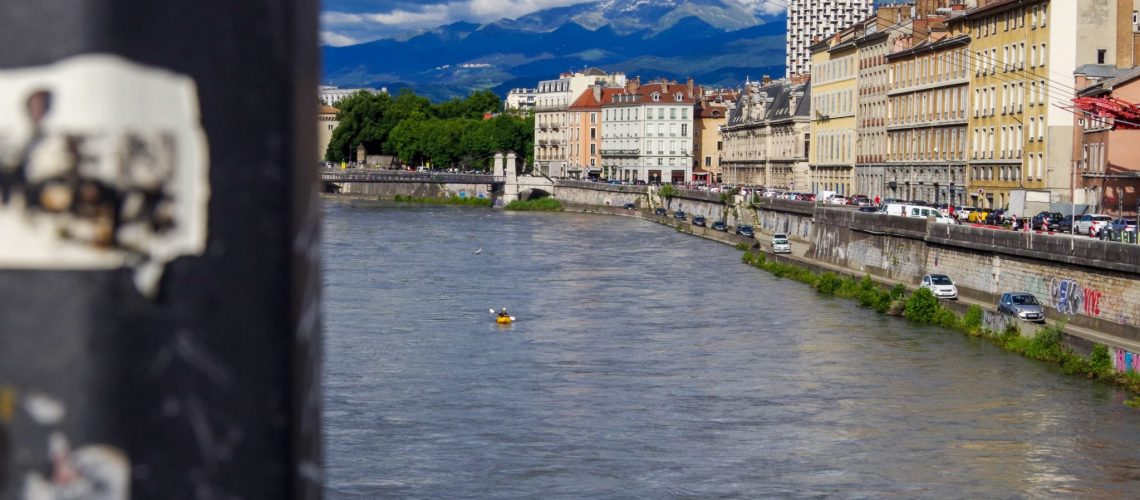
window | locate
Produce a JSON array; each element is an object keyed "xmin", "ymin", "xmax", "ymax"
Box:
[
  {"xmin": 675, "ymin": 93, "xmax": 683, "ymax": 101},
  {"xmin": 651, "ymin": 92, "xmax": 660, "ymax": 101},
  {"xmin": 681, "ymin": 124, "xmax": 688, "ymax": 136},
  {"xmin": 590, "ymin": 128, "xmax": 596, "ymax": 139},
  {"xmin": 1097, "ymin": 49, "xmax": 1107, "ymax": 65},
  {"xmin": 590, "ymin": 144, "xmax": 596, "ymax": 155},
  {"xmin": 670, "ymin": 108, "xmax": 676, "ymax": 119}
]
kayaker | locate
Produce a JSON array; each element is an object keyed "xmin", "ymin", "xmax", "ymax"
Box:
[{"xmin": 498, "ymin": 307, "xmax": 509, "ymax": 320}]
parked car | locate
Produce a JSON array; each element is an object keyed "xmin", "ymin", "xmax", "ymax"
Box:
[
  {"xmin": 956, "ymin": 206, "xmax": 977, "ymax": 221},
  {"xmin": 1077, "ymin": 214, "xmax": 1113, "ymax": 236},
  {"xmin": 858, "ymin": 206, "xmax": 882, "ymax": 213},
  {"xmin": 654, "ymin": 207, "xmax": 667, "ymax": 216},
  {"xmin": 919, "ymin": 274, "xmax": 959, "ymax": 300},
  {"xmin": 692, "ymin": 215, "xmax": 706, "ymax": 227},
  {"xmin": 674, "ymin": 210, "xmax": 686, "ymax": 220},
  {"xmin": 851, "ymin": 195, "xmax": 871, "ymax": 206},
  {"xmin": 711, "ymin": 220, "xmax": 728, "ymax": 231},
  {"xmin": 623, "ymin": 202, "xmax": 636, "ymax": 210},
  {"xmin": 829, "ymin": 196, "xmax": 848, "ymax": 205},
  {"xmin": 1109, "ymin": 218, "xmax": 1137, "ymax": 233},
  {"xmin": 771, "ymin": 233, "xmax": 791, "ymax": 254},
  {"xmin": 1056, "ymin": 214, "xmax": 1077, "ymax": 233},
  {"xmin": 735, "ymin": 224, "xmax": 754, "ymax": 237},
  {"xmin": 998, "ymin": 292, "xmax": 1046, "ymax": 323},
  {"xmin": 1031, "ymin": 211, "xmax": 1063, "ymax": 231}
]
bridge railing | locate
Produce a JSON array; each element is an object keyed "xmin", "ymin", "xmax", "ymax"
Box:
[
  {"xmin": 556, "ymin": 179, "xmax": 647, "ymax": 193},
  {"xmin": 320, "ymin": 168, "xmax": 502, "ymax": 184}
]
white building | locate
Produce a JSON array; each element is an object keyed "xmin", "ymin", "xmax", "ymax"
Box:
[
  {"xmin": 534, "ymin": 69, "xmax": 626, "ymax": 177},
  {"xmin": 504, "ymin": 88, "xmax": 536, "ymax": 113},
  {"xmin": 319, "ymin": 85, "xmax": 386, "ymax": 106},
  {"xmin": 786, "ymin": 0, "xmax": 875, "ymax": 77},
  {"xmin": 600, "ymin": 79, "xmax": 697, "ymax": 184}
]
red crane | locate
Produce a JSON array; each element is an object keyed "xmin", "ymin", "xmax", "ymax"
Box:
[{"xmin": 1071, "ymin": 95, "xmax": 1140, "ymax": 130}]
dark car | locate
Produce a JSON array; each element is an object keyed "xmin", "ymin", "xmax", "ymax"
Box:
[
  {"xmin": 998, "ymin": 292, "xmax": 1046, "ymax": 323},
  {"xmin": 858, "ymin": 206, "xmax": 882, "ymax": 213},
  {"xmin": 654, "ymin": 207, "xmax": 667, "ymax": 216},
  {"xmin": 735, "ymin": 224, "xmax": 754, "ymax": 237},
  {"xmin": 711, "ymin": 220, "xmax": 727, "ymax": 231},
  {"xmin": 623, "ymin": 202, "xmax": 636, "ymax": 210},
  {"xmin": 1056, "ymin": 214, "xmax": 1077, "ymax": 233},
  {"xmin": 692, "ymin": 215, "xmax": 706, "ymax": 227},
  {"xmin": 674, "ymin": 210, "xmax": 686, "ymax": 220},
  {"xmin": 1031, "ymin": 211, "xmax": 1063, "ymax": 231}
]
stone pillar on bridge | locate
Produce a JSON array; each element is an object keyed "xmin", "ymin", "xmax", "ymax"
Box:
[{"xmin": 495, "ymin": 153, "xmax": 519, "ymax": 205}]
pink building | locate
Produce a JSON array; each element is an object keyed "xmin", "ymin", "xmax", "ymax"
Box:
[{"xmin": 1073, "ymin": 66, "xmax": 1140, "ymax": 218}]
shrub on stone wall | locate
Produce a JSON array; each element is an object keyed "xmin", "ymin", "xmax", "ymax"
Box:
[{"xmin": 904, "ymin": 288, "xmax": 940, "ymax": 323}]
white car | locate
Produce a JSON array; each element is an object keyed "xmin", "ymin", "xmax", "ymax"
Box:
[
  {"xmin": 1077, "ymin": 214, "xmax": 1113, "ymax": 236},
  {"xmin": 920, "ymin": 274, "xmax": 959, "ymax": 300},
  {"xmin": 771, "ymin": 233, "xmax": 792, "ymax": 254}
]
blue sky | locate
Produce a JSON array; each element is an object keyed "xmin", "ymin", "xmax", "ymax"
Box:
[{"xmin": 320, "ymin": 0, "xmax": 787, "ymax": 46}]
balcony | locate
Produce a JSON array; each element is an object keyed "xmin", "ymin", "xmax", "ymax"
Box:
[{"xmin": 600, "ymin": 149, "xmax": 640, "ymax": 156}]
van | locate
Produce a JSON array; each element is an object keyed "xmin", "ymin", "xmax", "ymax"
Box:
[{"xmin": 886, "ymin": 203, "xmax": 954, "ymax": 224}]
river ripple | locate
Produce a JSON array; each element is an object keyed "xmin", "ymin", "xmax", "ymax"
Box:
[{"xmin": 322, "ymin": 199, "xmax": 1140, "ymax": 498}]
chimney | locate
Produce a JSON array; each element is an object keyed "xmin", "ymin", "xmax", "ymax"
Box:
[
  {"xmin": 686, "ymin": 77, "xmax": 694, "ymax": 98},
  {"xmin": 626, "ymin": 77, "xmax": 640, "ymax": 93},
  {"xmin": 762, "ymin": 74, "xmax": 771, "ymax": 85},
  {"xmin": 593, "ymin": 85, "xmax": 601, "ymax": 102}
]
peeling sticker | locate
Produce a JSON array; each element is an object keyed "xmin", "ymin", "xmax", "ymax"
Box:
[
  {"xmin": 0, "ymin": 54, "xmax": 209, "ymax": 297},
  {"xmin": 24, "ymin": 393, "xmax": 66, "ymax": 425},
  {"xmin": 23, "ymin": 432, "xmax": 129, "ymax": 500}
]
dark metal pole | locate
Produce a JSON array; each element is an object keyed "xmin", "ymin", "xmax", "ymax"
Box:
[{"xmin": 0, "ymin": 1, "xmax": 321, "ymax": 498}]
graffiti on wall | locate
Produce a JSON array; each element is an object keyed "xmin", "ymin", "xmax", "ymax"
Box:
[
  {"xmin": 1113, "ymin": 347, "xmax": 1140, "ymax": 373},
  {"xmin": 1048, "ymin": 277, "xmax": 1103, "ymax": 317}
]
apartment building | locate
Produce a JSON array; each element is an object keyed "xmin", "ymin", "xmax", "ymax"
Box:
[
  {"xmin": 566, "ymin": 86, "xmax": 621, "ymax": 179},
  {"xmin": 534, "ymin": 69, "xmax": 626, "ymax": 177},
  {"xmin": 809, "ymin": 30, "xmax": 859, "ymax": 196},
  {"xmin": 885, "ymin": 30, "xmax": 972, "ymax": 205},
  {"xmin": 720, "ymin": 78, "xmax": 811, "ymax": 190},
  {"xmin": 693, "ymin": 91, "xmax": 735, "ymax": 184},
  {"xmin": 600, "ymin": 79, "xmax": 696, "ymax": 184},
  {"xmin": 504, "ymin": 88, "xmax": 536, "ymax": 113},
  {"xmin": 1072, "ymin": 66, "xmax": 1140, "ymax": 218},
  {"xmin": 955, "ymin": 0, "xmax": 1123, "ymax": 208},
  {"xmin": 787, "ymin": 0, "xmax": 876, "ymax": 78}
]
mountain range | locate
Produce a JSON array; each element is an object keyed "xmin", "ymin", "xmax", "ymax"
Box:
[{"xmin": 321, "ymin": 0, "xmax": 788, "ymax": 102}]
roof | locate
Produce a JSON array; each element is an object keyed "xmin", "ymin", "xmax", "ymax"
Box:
[
  {"xmin": 886, "ymin": 34, "xmax": 971, "ymax": 61},
  {"xmin": 568, "ymin": 86, "xmax": 623, "ymax": 110},
  {"xmin": 724, "ymin": 78, "xmax": 810, "ymax": 128},
  {"xmin": 319, "ymin": 105, "xmax": 339, "ymax": 115},
  {"xmin": 602, "ymin": 81, "xmax": 696, "ymax": 107},
  {"xmin": 1075, "ymin": 64, "xmax": 1130, "ymax": 80},
  {"xmin": 1078, "ymin": 66, "xmax": 1140, "ymax": 97}
]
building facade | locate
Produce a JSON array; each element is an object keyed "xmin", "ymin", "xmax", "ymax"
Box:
[
  {"xmin": 809, "ymin": 31, "xmax": 859, "ymax": 196},
  {"xmin": 504, "ymin": 88, "xmax": 536, "ymax": 113},
  {"xmin": 693, "ymin": 91, "xmax": 734, "ymax": 184},
  {"xmin": 600, "ymin": 80, "xmax": 696, "ymax": 184},
  {"xmin": 1073, "ymin": 65, "xmax": 1140, "ymax": 218},
  {"xmin": 317, "ymin": 105, "xmax": 339, "ymax": 162},
  {"xmin": 786, "ymin": 0, "xmax": 875, "ymax": 77},
  {"xmin": 885, "ymin": 33, "xmax": 972, "ymax": 205},
  {"xmin": 720, "ymin": 78, "xmax": 811, "ymax": 190},
  {"xmin": 534, "ymin": 69, "xmax": 626, "ymax": 177},
  {"xmin": 566, "ymin": 86, "xmax": 619, "ymax": 179},
  {"xmin": 318, "ymin": 85, "xmax": 385, "ymax": 106}
]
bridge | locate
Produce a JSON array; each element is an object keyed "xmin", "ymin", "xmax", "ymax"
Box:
[{"xmin": 320, "ymin": 153, "xmax": 554, "ymax": 204}]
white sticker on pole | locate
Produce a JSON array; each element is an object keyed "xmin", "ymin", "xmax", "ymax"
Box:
[{"xmin": 0, "ymin": 54, "xmax": 209, "ymax": 297}]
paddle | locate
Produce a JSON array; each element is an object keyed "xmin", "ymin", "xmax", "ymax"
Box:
[{"xmin": 489, "ymin": 308, "xmax": 516, "ymax": 321}]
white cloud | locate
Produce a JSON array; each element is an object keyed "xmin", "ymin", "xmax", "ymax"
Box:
[
  {"xmin": 321, "ymin": 30, "xmax": 360, "ymax": 46},
  {"xmin": 739, "ymin": 0, "xmax": 787, "ymax": 15}
]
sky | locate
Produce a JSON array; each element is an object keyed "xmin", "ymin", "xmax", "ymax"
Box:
[{"xmin": 320, "ymin": 0, "xmax": 787, "ymax": 46}]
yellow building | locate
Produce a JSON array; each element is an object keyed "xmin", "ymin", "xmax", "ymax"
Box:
[
  {"xmin": 956, "ymin": 0, "xmax": 1127, "ymax": 209},
  {"xmin": 809, "ymin": 29, "xmax": 859, "ymax": 196},
  {"xmin": 693, "ymin": 92, "xmax": 733, "ymax": 183}
]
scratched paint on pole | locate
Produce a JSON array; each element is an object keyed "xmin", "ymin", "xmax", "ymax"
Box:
[{"xmin": 0, "ymin": 54, "xmax": 209, "ymax": 297}]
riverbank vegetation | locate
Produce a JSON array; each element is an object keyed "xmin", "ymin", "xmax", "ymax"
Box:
[
  {"xmin": 326, "ymin": 89, "xmax": 533, "ymax": 170},
  {"xmin": 741, "ymin": 250, "xmax": 1140, "ymax": 400},
  {"xmin": 392, "ymin": 194, "xmax": 492, "ymax": 207},
  {"xmin": 504, "ymin": 198, "xmax": 562, "ymax": 211}
]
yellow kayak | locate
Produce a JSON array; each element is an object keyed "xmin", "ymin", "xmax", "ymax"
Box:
[{"xmin": 496, "ymin": 316, "xmax": 513, "ymax": 324}]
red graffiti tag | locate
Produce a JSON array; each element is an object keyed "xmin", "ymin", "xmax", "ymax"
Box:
[{"xmin": 1083, "ymin": 288, "xmax": 1102, "ymax": 316}]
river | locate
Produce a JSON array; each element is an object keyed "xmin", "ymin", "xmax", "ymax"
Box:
[{"xmin": 322, "ymin": 199, "xmax": 1140, "ymax": 498}]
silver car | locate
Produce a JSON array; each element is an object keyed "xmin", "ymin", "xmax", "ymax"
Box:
[
  {"xmin": 771, "ymin": 234, "xmax": 791, "ymax": 254},
  {"xmin": 998, "ymin": 292, "xmax": 1045, "ymax": 323},
  {"xmin": 920, "ymin": 274, "xmax": 958, "ymax": 300}
]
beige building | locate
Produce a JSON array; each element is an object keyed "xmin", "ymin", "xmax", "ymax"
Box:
[
  {"xmin": 566, "ymin": 86, "xmax": 621, "ymax": 179},
  {"xmin": 318, "ymin": 105, "xmax": 339, "ymax": 162},
  {"xmin": 720, "ymin": 78, "xmax": 811, "ymax": 190},
  {"xmin": 534, "ymin": 69, "xmax": 626, "ymax": 177},
  {"xmin": 885, "ymin": 25, "xmax": 972, "ymax": 205},
  {"xmin": 600, "ymin": 79, "xmax": 696, "ymax": 184}
]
